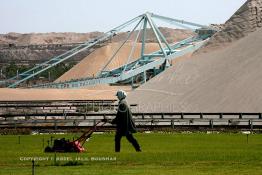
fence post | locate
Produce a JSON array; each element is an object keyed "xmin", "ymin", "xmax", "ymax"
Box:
[
  {"xmin": 51, "ymin": 136, "xmax": 53, "ymax": 145},
  {"xmin": 63, "ymin": 110, "xmax": 67, "ymax": 120},
  {"xmin": 54, "ymin": 152, "xmax": 57, "ymax": 165},
  {"xmin": 209, "ymin": 119, "xmax": 214, "ymax": 129},
  {"xmin": 54, "ymin": 120, "xmax": 57, "ymax": 130},
  {"xmin": 249, "ymin": 120, "xmax": 253, "ymax": 131},
  {"xmin": 94, "ymin": 119, "xmax": 97, "ymax": 131},
  {"xmin": 32, "ymin": 160, "xmax": 35, "ymax": 175},
  {"xmin": 171, "ymin": 119, "xmax": 174, "ymax": 129},
  {"xmin": 239, "ymin": 113, "xmax": 243, "ymax": 119},
  {"xmin": 14, "ymin": 120, "xmax": 17, "ymax": 129}
]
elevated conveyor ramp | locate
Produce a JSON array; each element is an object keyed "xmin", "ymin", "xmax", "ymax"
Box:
[{"xmin": 4, "ymin": 12, "xmax": 217, "ymax": 88}]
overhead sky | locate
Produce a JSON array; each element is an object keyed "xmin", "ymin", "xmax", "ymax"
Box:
[{"xmin": 0, "ymin": 0, "xmax": 246, "ymax": 34}]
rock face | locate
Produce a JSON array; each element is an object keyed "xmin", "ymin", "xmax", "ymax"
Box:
[
  {"xmin": 0, "ymin": 32, "xmax": 102, "ymax": 45},
  {"xmin": 0, "ymin": 32, "xmax": 103, "ymax": 66},
  {"xmin": 0, "ymin": 43, "xmax": 105, "ymax": 66},
  {"xmin": 201, "ymin": 0, "xmax": 262, "ymax": 51}
]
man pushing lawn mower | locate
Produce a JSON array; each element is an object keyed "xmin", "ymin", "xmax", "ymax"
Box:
[
  {"xmin": 103, "ymin": 90, "xmax": 141, "ymax": 152},
  {"xmin": 45, "ymin": 90, "xmax": 141, "ymax": 153}
]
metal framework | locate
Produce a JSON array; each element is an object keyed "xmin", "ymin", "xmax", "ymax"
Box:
[
  {"xmin": 1, "ymin": 112, "xmax": 261, "ymax": 129},
  {"xmin": 4, "ymin": 12, "xmax": 217, "ymax": 88}
]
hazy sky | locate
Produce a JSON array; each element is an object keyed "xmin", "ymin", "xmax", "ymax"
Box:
[{"xmin": 0, "ymin": 0, "xmax": 246, "ymax": 34}]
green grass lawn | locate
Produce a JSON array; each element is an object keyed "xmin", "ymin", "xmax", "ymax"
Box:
[{"xmin": 0, "ymin": 132, "xmax": 261, "ymax": 175}]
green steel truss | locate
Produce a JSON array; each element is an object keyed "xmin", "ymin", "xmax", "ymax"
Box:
[{"xmin": 5, "ymin": 12, "xmax": 217, "ymax": 88}]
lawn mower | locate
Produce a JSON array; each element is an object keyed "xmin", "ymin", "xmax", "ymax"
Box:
[{"xmin": 44, "ymin": 120, "xmax": 107, "ymax": 153}]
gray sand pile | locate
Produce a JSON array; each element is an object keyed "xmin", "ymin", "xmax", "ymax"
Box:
[
  {"xmin": 128, "ymin": 28, "xmax": 262, "ymax": 112},
  {"xmin": 202, "ymin": 0, "xmax": 262, "ymax": 51}
]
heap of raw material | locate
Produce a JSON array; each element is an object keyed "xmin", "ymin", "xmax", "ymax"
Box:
[
  {"xmin": 0, "ymin": 85, "xmax": 131, "ymax": 101},
  {"xmin": 128, "ymin": 28, "xmax": 262, "ymax": 112},
  {"xmin": 112, "ymin": 28, "xmax": 193, "ymax": 44},
  {"xmin": 56, "ymin": 42, "xmax": 160, "ymax": 82},
  {"xmin": 202, "ymin": 0, "xmax": 262, "ymax": 51}
]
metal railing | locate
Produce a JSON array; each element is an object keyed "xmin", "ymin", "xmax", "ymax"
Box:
[{"xmin": 0, "ymin": 112, "xmax": 261, "ymax": 129}]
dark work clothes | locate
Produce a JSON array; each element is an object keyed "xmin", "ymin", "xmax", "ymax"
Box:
[
  {"xmin": 111, "ymin": 99, "xmax": 141, "ymax": 152},
  {"xmin": 115, "ymin": 132, "xmax": 141, "ymax": 152}
]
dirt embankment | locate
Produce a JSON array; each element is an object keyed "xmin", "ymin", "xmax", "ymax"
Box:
[
  {"xmin": 0, "ymin": 32, "xmax": 102, "ymax": 45},
  {"xmin": 0, "ymin": 32, "xmax": 103, "ymax": 66}
]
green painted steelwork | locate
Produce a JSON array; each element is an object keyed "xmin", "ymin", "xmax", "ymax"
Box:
[{"xmin": 5, "ymin": 12, "xmax": 217, "ymax": 88}]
